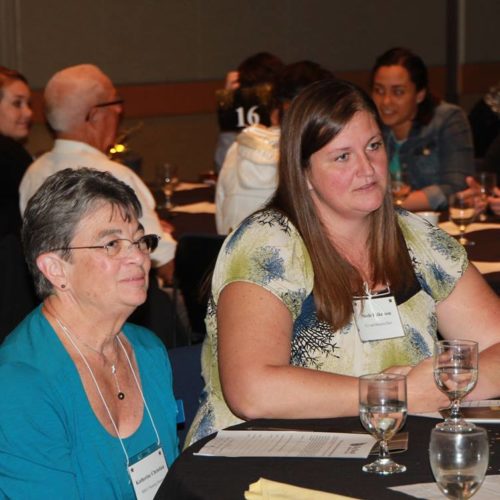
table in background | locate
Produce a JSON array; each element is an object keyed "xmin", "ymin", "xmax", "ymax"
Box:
[
  {"xmin": 157, "ymin": 415, "xmax": 500, "ymax": 499},
  {"xmin": 158, "ymin": 186, "xmax": 499, "ymax": 278},
  {"xmin": 162, "ymin": 191, "xmax": 500, "ymax": 294},
  {"xmin": 464, "ymin": 228, "xmax": 500, "ymax": 294},
  {"xmin": 438, "ymin": 213, "xmax": 500, "ymax": 295},
  {"xmin": 157, "ymin": 183, "xmax": 216, "ymax": 240},
  {"xmin": 156, "ymin": 183, "xmax": 218, "ymax": 344}
]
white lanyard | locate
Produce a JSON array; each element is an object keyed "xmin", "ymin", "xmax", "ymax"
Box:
[
  {"xmin": 57, "ymin": 319, "xmax": 161, "ymax": 466},
  {"xmin": 353, "ymin": 283, "xmax": 392, "ymax": 301}
]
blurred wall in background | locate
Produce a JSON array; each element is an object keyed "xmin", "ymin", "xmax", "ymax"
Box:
[{"xmin": 1, "ymin": 0, "xmax": 498, "ymax": 180}]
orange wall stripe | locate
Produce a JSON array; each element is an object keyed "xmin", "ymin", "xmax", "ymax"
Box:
[{"xmin": 30, "ymin": 62, "xmax": 500, "ymax": 123}]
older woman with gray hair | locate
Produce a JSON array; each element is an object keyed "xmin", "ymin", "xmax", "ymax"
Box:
[{"xmin": 0, "ymin": 168, "xmax": 178, "ymax": 499}]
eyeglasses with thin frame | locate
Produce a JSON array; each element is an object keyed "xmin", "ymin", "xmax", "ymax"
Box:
[
  {"xmin": 50, "ymin": 234, "xmax": 160, "ymax": 258},
  {"xmin": 86, "ymin": 98, "xmax": 124, "ymax": 121}
]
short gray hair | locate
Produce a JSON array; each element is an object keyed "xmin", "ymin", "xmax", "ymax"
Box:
[
  {"xmin": 44, "ymin": 64, "xmax": 113, "ymax": 132},
  {"xmin": 22, "ymin": 167, "xmax": 142, "ymax": 299}
]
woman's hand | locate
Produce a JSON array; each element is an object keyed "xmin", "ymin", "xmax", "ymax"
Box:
[
  {"xmin": 405, "ymin": 357, "xmax": 449, "ymax": 413},
  {"xmin": 461, "ymin": 176, "xmax": 487, "ymax": 215},
  {"xmin": 160, "ymin": 219, "xmax": 174, "ymax": 234},
  {"xmin": 383, "ymin": 365, "xmax": 412, "ymax": 376}
]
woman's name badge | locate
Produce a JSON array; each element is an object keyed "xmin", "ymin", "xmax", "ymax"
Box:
[
  {"xmin": 353, "ymin": 294, "xmax": 405, "ymax": 342},
  {"xmin": 128, "ymin": 446, "xmax": 167, "ymax": 500}
]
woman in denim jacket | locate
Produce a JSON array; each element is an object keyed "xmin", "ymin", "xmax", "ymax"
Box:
[{"xmin": 371, "ymin": 47, "xmax": 474, "ymax": 211}]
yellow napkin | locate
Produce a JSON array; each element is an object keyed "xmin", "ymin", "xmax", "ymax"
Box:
[{"xmin": 244, "ymin": 477, "xmax": 359, "ymax": 500}]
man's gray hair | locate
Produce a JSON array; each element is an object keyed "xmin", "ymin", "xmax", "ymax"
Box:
[
  {"xmin": 44, "ymin": 64, "xmax": 113, "ymax": 132},
  {"xmin": 22, "ymin": 167, "xmax": 142, "ymax": 299}
]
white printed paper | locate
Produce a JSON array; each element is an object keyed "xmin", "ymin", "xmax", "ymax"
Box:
[
  {"xmin": 390, "ymin": 474, "xmax": 500, "ymax": 499},
  {"xmin": 194, "ymin": 430, "xmax": 376, "ymax": 459},
  {"xmin": 414, "ymin": 399, "xmax": 500, "ymax": 423}
]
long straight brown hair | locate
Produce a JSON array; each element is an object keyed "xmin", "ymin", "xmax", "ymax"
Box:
[{"xmin": 268, "ymin": 79, "xmax": 414, "ymax": 330}]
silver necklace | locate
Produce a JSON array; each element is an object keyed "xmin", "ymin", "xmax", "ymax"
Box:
[
  {"xmin": 55, "ymin": 318, "xmax": 162, "ymax": 466},
  {"xmin": 111, "ymin": 363, "xmax": 125, "ymax": 400},
  {"xmin": 57, "ymin": 319, "xmax": 125, "ymax": 400}
]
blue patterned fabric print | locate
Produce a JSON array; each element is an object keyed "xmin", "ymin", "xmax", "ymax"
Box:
[
  {"xmin": 291, "ymin": 294, "xmax": 340, "ymax": 369},
  {"xmin": 185, "ymin": 209, "xmax": 468, "ymax": 445}
]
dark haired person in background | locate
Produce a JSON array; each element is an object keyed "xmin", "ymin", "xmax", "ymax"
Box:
[
  {"xmin": 214, "ymin": 52, "xmax": 284, "ymax": 172},
  {"xmin": 468, "ymin": 81, "xmax": 500, "ymax": 160},
  {"xmin": 216, "ymin": 60, "xmax": 333, "ymax": 234},
  {"xmin": 371, "ymin": 47, "xmax": 474, "ymax": 211}
]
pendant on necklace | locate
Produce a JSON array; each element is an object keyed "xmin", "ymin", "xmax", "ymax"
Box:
[{"xmin": 111, "ymin": 364, "xmax": 126, "ymax": 400}]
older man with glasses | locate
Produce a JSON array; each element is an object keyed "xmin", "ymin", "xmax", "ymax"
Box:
[{"xmin": 19, "ymin": 64, "xmax": 176, "ymax": 285}]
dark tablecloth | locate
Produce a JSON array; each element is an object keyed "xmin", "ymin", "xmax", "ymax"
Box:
[
  {"xmin": 464, "ymin": 228, "xmax": 500, "ymax": 262},
  {"xmin": 462, "ymin": 228, "xmax": 500, "ymax": 294},
  {"xmin": 164, "ymin": 189, "xmax": 500, "ymax": 294},
  {"xmin": 156, "ymin": 416, "xmax": 500, "ymax": 499},
  {"xmin": 158, "ymin": 185, "xmax": 216, "ymax": 239}
]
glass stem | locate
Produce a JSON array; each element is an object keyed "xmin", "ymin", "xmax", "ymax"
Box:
[
  {"xmin": 459, "ymin": 225, "xmax": 467, "ymax": 244},
  {"xmin": 450, "ymin": 399, "xmax": 461, "ymax": 420},
  {"xmin": 379, "ymin": 439, "xmax": 390, "ymax": 460}
]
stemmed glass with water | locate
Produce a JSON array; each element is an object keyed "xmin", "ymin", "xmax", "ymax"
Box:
[
  {"xmin": 476, "ymin": 172, "xmax": 498, "ymax": 222},
  {"xmin": 433, "ymin": 340, "xmax": 478, "ymax": 432},
  {"xmin": 359, "ymin": 373, "xmax": 407, "ymax": 474},
  {"xmin": 429, "ymin": 426, "xmax": 489, "ymax": 499},
  {"xmin": 449, "ymin": 193, "xmax": 476, "ymax": 246},
  {"xmin": 156, "ymin": 162, "xmax": 179, "ymax": 210},
  {"xmin": 391, "ymin": 171, "xmax": 411, "ymax": 206}
]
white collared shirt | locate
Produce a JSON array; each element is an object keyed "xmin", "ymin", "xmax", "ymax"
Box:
[{"xmin": 19, "ymin": 139, "xmax": 176, "ymax": 266}]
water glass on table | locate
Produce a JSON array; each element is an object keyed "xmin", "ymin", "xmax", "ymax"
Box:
[
  {"xmin": 449, "ymin": 193, "xmax": 477, "ymax": 246},
  {"xmin": 476, "ymin": 172, "xmax": 498, "ymax": 221},
  {"xmin": 433, "ymin": 340, "xmax": 478, "ymax": 432},
  {"xmin": 156, "ymin": 163, "xmax": 179, "ymax": 210},
  {"xmin": 391, "ymin": 171, "xmax": 411, "ymax": 206},
  {"xmin": 429, "ymin": 426, "xmax": 489, "ymax": 499},
  {"xmin": 359, "ymin": 373, "xmax": 407, "ymax": 475}
]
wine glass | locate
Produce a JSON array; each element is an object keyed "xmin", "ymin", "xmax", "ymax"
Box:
[
  {"xmin": 449, "ymin": 193, "xmax": 476, "ymax": 246},
  {"xmin": 433, "ymin": 340, "xmax": 478, "ymax": 432},
  {"xmin": 359, "ymin": 373, "xmax": 407, "ymax": 474},
  {"xmin": 475, "ymin": 172, "xmax": 497, "ymax": 221},
  {"xmin": 391, "ymin": 171, "xmax": 412, "ymax": 206},
  {"xmin": 429, "ymin": 426, "xmax": 489, "ymax": 499},
  {"xmin": 156, "ymin": 163, "xmax": 179, "ymax": 210}
]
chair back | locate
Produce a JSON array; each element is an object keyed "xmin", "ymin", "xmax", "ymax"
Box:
[
  {"xmin": 174, "ymin": 233, "xmax": 225, "ymax": 340},
  {"xmin": 0, "ymin": 233, "xmax": 38, "ymax": 343},
  {"xmin": 168, "ymin": 343, "xmax": 203, "ymax": 449}
]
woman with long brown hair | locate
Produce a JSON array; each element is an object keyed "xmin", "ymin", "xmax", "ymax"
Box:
[{"xmin": 187, "ymin": 79, "xmax": 500, "ymax": 445}]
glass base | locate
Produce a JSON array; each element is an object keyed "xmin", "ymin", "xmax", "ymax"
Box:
[
  {"xmin": 458, "ymin": 236, "xmax": 475, "ymax": 246},
  {"xmin": 362, "ymin": 457, "xmax": 406, "ymax": 475},
  {"xmin": 435, "ymin": 418, "xmax": 477, "ymax": 433}
]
